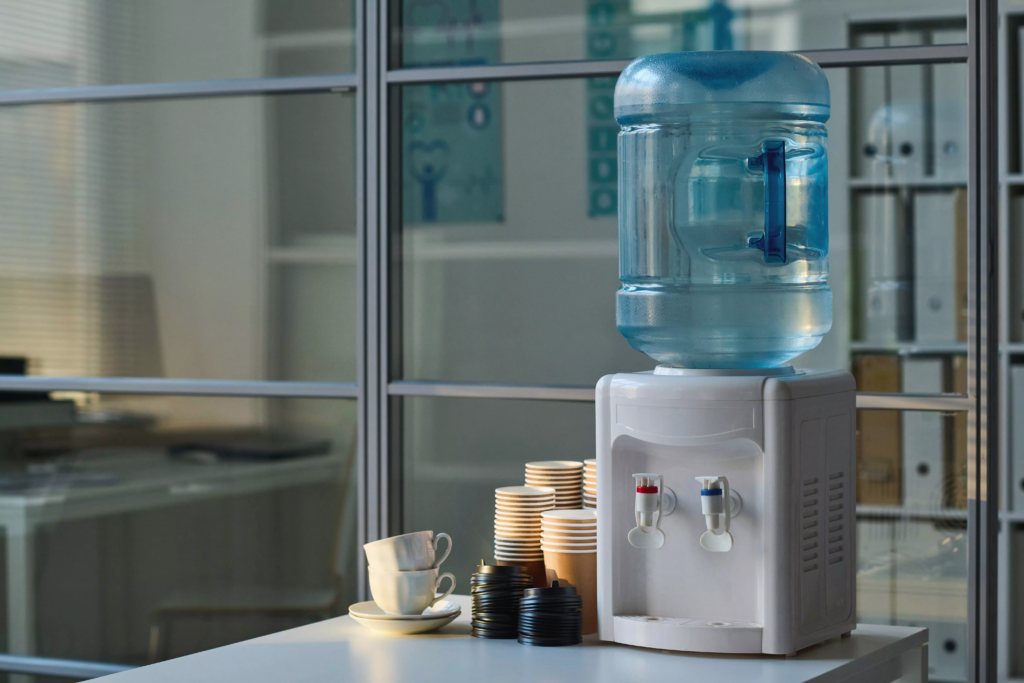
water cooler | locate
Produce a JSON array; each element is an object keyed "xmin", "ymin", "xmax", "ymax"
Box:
[{"xmin": 596, "ymin": 52, "xmax": 857, "ymax": 655}]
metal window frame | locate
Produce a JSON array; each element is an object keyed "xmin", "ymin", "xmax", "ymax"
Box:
[{"xmin": 0, "ymin": 0, "xmax": 998, "ymax": 680}]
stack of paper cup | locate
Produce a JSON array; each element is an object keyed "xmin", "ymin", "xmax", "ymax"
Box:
[
  {"xmin": 540, "ymin": 509, "xmax": 598, "ymax": 635},
  {"xmin": 494, "ymin": 486, "xmax": 555, "ymax": 588},
  {"xmin": 525, "ymin": 461, "xmax": 583, "ymax": 509},
  {"xmin": 583, "ymin": 459, "xmax": 597, "ymax": 509}
]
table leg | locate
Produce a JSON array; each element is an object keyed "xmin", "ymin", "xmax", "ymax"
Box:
[
  {"xmin": 898, "ymin": 643, "xmax": 928, "ymax": 683},
  {"xmin": 7, "ymin": 523, "xmax": 34, "ymax": 683}
]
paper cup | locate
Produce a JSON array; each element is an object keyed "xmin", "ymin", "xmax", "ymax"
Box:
[
  {"xmin": 542, "ymin": 510, "xmax": 597, "ymax": 523},
  {"xmin": 540, "ymin": 528, "xmax": 598, "ymax": 540},
  {"xmin": 525, "ymin": 460, "xmax": 583, "ymax": 470},
  {"xmin": 543, "ymin": 549, "xmax": 597, "ymax": 635},
  {"xmin": 526, "ymin": 472, "xmax": 582, "ymax": 480},
  {"xmin": 495, "ymin": 542, "xmax": 541, "ymax": 550},
  {"xmin": 496, "ymin": 499, "xmax": 554, "ymax": 507},
  {"xmin": 541, "ymin": 540, "xmax": 597, "ymax": 550},
  {"xmin": 496, "ymin": 486, "xmax": 557, "ymax": 498},
  {"xmin": 496, "ymin": 514, "xmax": 548, "ymax": 521},
  {"xmin": 495, "ymin": 559, "xmax": 546, "ymax": 588},
  {"xmin": 495, "ymin": 549, "xmax": 543, "ymax": 558},
  {"xmin": 495, "ymin": 530, "xmax": 541, "ymax": 540}
]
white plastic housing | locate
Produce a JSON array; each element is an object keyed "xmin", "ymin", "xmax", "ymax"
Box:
[{"xmin": 596, "ymin": 368, "xmax": 857, "ymax": 655}]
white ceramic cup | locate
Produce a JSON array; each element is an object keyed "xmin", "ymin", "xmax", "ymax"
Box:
[
  {"xmin": 368, "ymin": 567, "xmax": 456, "ymax": 615},
  {"xmin": 363, "ymin": 531, "xmax": 452, "ymax": 571}
]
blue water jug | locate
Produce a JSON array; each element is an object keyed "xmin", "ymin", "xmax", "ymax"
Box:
[{"xmin": 615, "ymin": 52, "xmax": 831, "ymax": 369}]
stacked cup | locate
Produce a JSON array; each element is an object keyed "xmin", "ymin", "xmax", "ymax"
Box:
[
  {"xmin": 540, "ymin": 509, "xmax": 598, "ymax": 635},
  {"xmin": 583, "ymin": 459, "xmax": 597, "ymax": 509},
  {"xmin": 364, "ymin": 531, "xmax": 456, "ymax": 615},
  {"xmin": 494, "ymin": 486, "xmax": 555, "ymax": 589},
  {"xmin": 525, "ymin": 461, "xmax": 583, "ymax": 509}
]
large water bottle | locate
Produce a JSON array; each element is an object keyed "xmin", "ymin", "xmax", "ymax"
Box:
[{"xmin": 615, "ymin": 52, "xmax": 831, "ymax": 369}]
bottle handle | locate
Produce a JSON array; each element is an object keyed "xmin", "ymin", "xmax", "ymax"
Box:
[{"xmin": 747, "ymin": 140, "xmax": 787, "ymax": 264}]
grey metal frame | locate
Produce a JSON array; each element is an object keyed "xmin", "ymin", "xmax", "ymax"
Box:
[
  {"xmin": 0, "ymin": 0, "xmax": 998, "ymax": 680},
  {"xmin": 968, "ymin": 0, "xmax": 1001, "ymax": 681}
]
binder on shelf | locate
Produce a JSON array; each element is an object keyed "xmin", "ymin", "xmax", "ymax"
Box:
[
  {"xmin": 948, "ymin": 355, "xmax": 968, "ymax": 509},
  {"xmin": 853, "ymin": 354, "xmax": 902, "ymax": 505},
  {"xmin": 932, "ymin": 29, "xmax": 969, "ymax": 183},
  {"xmin": 1012, "ymin": 365, "xmax": 1024, "ymax": 513},
  {"xmin": 857, "ymin": 193, "xmax": 912, "ymax": 342},
  {"xmin": 886, "ymin": 32, "xmax": 927, "ymax": 183},
  {"xmin": 913, "ymin": 192, "xmax": 958, "ymax": 343},
  {"xmin": 901, "ymin": 358, "xmax": 945, "ymax": 510},
  {"xmin": 1011, "ymin": 193, "xmax": 1024, "ymax": 342},
  {"xmin": 852, "ymin": 34, "xmax": 889, "ymax": 180}
]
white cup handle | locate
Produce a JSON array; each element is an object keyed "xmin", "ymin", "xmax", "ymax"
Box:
[
  {"xmin": 432, "ymin": 532, "xmax": 452, "ymax": 569},
  {"xmin": 431, "ymin": 572, "xmax": 456, "ymax": 606}
]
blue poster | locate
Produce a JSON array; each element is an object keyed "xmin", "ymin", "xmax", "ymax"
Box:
[
  {"xmin": 403, "ymin": 0, "xmax": 503, "ymax": 224},
  {"xmin": 585, "ymin": 1, "xmax": 631, "ymax": 217}
]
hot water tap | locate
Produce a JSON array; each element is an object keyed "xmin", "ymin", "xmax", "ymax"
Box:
[{"xmin": 627, "ymin": 473, "xmax": 676, "ymax": 549}]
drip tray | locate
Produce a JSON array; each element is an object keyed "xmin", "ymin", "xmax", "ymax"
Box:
[{"xmin": 613, "ymin": 615, "xmax": 763, "ymax": 653}]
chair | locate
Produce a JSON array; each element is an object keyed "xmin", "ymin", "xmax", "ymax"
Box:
[{"xmin": 147, "ymin": 430, "xmax": 358, "ymax": 662}]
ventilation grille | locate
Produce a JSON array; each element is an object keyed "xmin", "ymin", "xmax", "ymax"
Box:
[
  {"xmin": 825, "ymin": 471, "xmax": 846, "ymax": 566},
  {"xmin": 801, "ymin": 476, "xmax": 820, "ymax": 573}
]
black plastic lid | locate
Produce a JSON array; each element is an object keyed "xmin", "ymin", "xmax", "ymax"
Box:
[
  {"xmin": 475, "ymin": 562, "xmax": 529, "ymax": 575},
  {"xmin": 523, "ymin": 580, "xmax": 578, "ymax": 598}
]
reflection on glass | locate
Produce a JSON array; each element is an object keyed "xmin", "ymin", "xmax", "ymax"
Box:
[
  {"xmin": 400, "ymin": 64, "xmax": 970, "ymax": 384},
  {"xmin": 400, "ymin": 397, "xmax": 594, "ymax": 590},
  {"xmin": 0, "ymin": 394, "xmax": 356, "ymax": 665},
  {"xmin": 854, "ymin": 407, "xmax": 967, "ymax": 681},
  {"xmin": 0, "ymin": 0, "xmax": 355, "ymax": 89},
  {"xmin": 399, "ymin": 0, "xmax": 965, "ymax": 66},
  {"xmin": 399, "ymin": 78, "xmax": 651, "ymax": 385},
  {"xmin": 0, "ymin": 93, "xmax": 357, "ymax": 381}
]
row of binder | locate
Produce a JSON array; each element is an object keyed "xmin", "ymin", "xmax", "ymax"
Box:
[
  {"xmin": 852, "ymin": 30, "xmax": 967, "ymax": 183},
  {"xmin": 856, "ymin": 189, "xmax": 968, "ymax": 345}
]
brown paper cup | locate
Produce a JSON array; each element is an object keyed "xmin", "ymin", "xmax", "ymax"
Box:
[
  {"xmin": 542, "ymin": 549, "xmax": 597, "ymax": 635},
  {"xmin": 496, "ymin": 558, "xmax": 546, "ymax": 589}
]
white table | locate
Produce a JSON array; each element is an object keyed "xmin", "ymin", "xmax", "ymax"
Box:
[
  {"xmin": 100, "ymin": 595, "xmax": 928, "ymax": 683},
  {"xmin": 0, "ymin": 450, "xmax": 343, "ymax": 663}
]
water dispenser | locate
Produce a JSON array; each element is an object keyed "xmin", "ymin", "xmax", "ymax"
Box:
[{"xmin": 596, "ymin": 52, "xmax": 857, "ymax": 655}]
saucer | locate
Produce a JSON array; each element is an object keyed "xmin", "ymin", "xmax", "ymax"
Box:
[
  {"xmin": 349, "ymin": 600, "xmax": 461, "ymax": 634},
  {"xmin": 349, "ymin": 600, "xmax": 460, "ymax": 620}
]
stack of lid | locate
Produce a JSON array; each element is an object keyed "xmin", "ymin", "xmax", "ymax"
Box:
[
  {"xmin": 470, "ymin": 562, "xmax": 533, "ymax": 639},
  {"xmin": 493, "ymin": 486, "xmax": 555, "ymax": 588},
  {"xmin": 518, "ymin": 581, "xmax": 583, "ymax": 646},
  {"xmin": 583, "ymin": 459, "xmax": 597, "ymax": 509},
  {"xmin": 540, "ymin": 509, "xmax": 598, "ymax": 635},
  {"xmin": 524, "ymin": 461, "xmax": 583, "ymax": 509}
]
